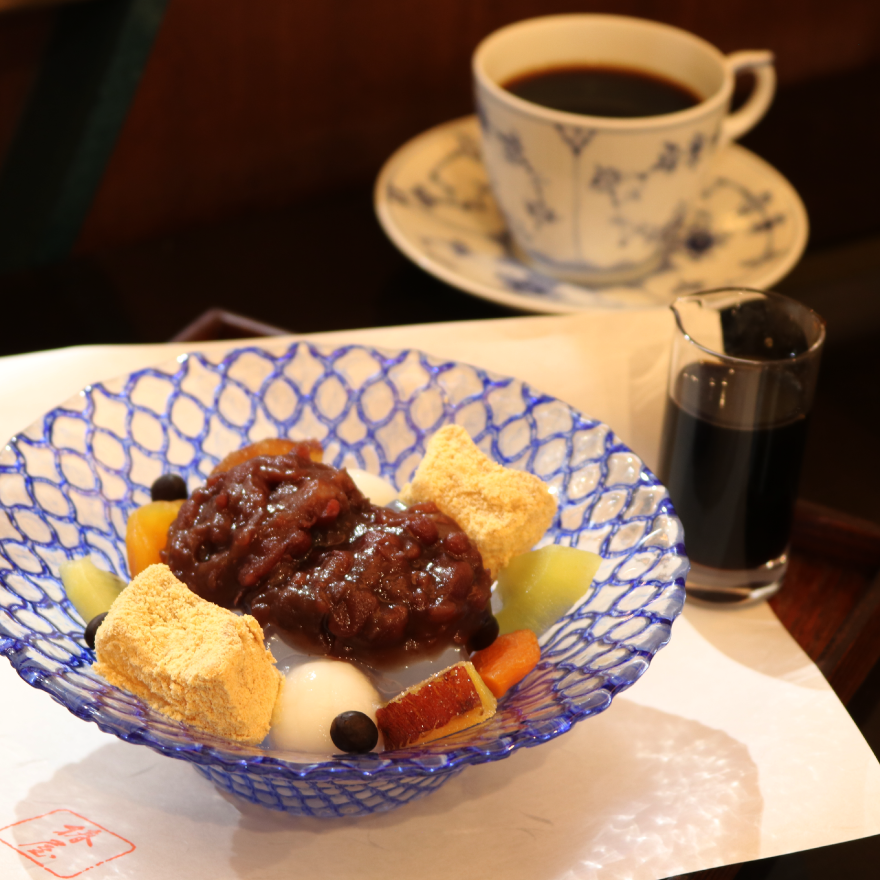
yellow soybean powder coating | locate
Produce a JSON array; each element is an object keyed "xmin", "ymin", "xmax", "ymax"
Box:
[{"xmin": 93, "ymin": 564, "xmax": 282, "ymax": 744}]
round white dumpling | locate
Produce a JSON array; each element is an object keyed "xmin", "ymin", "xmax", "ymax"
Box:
[
  {"xmin": 271, "ymin": 659, "xmax": 381, "ymax": 754},
  {"xmin": 346, "ymin": 468, "xmax": 398, "ymax": 506}
]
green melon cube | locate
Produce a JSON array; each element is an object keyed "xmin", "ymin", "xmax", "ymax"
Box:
[
  {"xmin": 60, "ymin": 557, "xmax": 127, "ymax": 624},
  {"xmin": 494, "ymin": 545, "xmax": 601, "ymax": 637}
]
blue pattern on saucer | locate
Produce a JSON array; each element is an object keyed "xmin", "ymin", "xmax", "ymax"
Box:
[
  {"xmin": 0, "ymin": 342, "xmax": 687, "ymax": 817},
  {"xmin": 375, "ymin": 116, "xmax": 808, "ymax": 312}
]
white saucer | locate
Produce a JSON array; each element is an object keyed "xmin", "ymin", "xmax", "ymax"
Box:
[{"xmin": 375, "ymin": 116, "xmax": 809, "ymax": 313}]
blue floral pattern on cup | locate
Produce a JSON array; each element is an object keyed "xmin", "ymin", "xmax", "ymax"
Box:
[{"xmin": 476, "ymin": 81, "xmax": 719, "ymax": 279}]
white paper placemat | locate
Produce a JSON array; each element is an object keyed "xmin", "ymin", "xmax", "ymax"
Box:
[{"xmin": 1, "ymin": 312, "xmax": 878, "ymax": 880}]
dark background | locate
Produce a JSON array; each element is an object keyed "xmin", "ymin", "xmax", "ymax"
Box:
[
  {"xmin": 0, "ymin": 0, "xmax": 878, "ymax": 528},
  {"xmin": 0, "ymin": 3, "xmax": 878, "ymax": 876}
]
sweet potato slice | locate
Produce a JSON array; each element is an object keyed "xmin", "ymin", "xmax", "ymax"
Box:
[
  {"xmin": 471, "ymin": 629, "xmax": 541, "ymax": 698},
  {"xmin": 376, "ymin": 661, "xmax": 496, "ymax": 750}
]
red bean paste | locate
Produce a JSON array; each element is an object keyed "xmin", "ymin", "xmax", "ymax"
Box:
[{"xmin": 163, "ymin": 445, "xmax": 492, "ymax": 663}]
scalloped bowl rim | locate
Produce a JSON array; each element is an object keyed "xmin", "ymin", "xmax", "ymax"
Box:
[{"xmin": 0, "ymin": 341, "xmax": 687, "ymax": 782}]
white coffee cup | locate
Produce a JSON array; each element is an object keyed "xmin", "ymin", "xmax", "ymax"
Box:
[{"xmin": 473, "ymin": 14, "xmax": 776, "ymax": 284}]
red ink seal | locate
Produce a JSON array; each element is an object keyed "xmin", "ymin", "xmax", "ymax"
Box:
[{"xmin": 0, "ymin": 809, "xmax": 135, "ymax": 878}]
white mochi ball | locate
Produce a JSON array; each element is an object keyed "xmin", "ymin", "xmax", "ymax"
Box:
[
  {"xmin": 346, "ymin": 468, "xmax": 399, "ymax": 506},
  {"xmin": 271, "ymin": 659, "xmax": 381, "ymax": 754}
]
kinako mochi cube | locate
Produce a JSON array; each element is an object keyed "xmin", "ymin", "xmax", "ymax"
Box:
[
  {"xmin": 93, "ymin": 564, "xmax": 282, "ymax": 745},
  {"xmin": 400, "ymin": 424, "xmax": 557, "ymax": 576},
  {"xmin": 376, "ymin": 661, "xmax": 497, "ymax": 750}
]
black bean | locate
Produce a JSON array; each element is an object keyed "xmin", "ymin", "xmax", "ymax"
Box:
[
  {"xmin": 467, "ymin": 612, "xmax": 499, "ymax": 653},
  {"xmin": 85, "ymin": 612, "xmax": 108, "ymax": 650},
  {"xmin": 151, "ymin": 473, "xmax": 188, "ymax": 502},
  {"xmin": 330, "ymin": 711, "xmax": 379, "ymax": 753}
]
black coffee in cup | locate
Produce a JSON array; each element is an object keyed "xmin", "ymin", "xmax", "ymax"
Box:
[
  {"xmin": 473, "ymin": 15, "xmax": 776, "ymax": 279},
  {"xmin": 502, "ymin": 65, "xmax": 701, "ymax": 118}
]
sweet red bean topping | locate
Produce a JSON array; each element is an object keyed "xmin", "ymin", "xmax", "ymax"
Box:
[
  {"xmin": 330, "ymin": 711, "xmax": 379, "ymax": 753},
  {"xmin": 150, "ymin": 473, "xmax": 188, "ymax": 502},
  {"xmin": 84, "ymin": 612, "xmax": 108, "ymax": 651},
  {"xmin": 164, "ymin": 450, "xmax": 492, "ymax": 664},
  {"xmin": 467, "ymin": 612, "xmax": 500, "ymax": 653}
]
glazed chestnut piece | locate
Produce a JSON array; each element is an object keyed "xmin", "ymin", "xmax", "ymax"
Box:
[
  {"xmin": 84, "ymin": 612, "xmax": 108, "ymax": 650},
  {"xmin": 150, "ymin": 474, "xmax": 188, "ymax": 502},
  {"xmin": 330, "ymin": 711, "xmax": 379, "ymax": 754}
]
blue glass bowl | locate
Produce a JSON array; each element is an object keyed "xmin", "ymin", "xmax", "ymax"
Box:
[{"xmin": 0, "ymin": 342, "xmax": 687, "ymax": 818}]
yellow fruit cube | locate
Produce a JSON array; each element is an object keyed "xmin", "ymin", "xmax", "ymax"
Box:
[
  {"xmin": 126, "ymin": 499, "xmax": 184, "ymax": 578},
  {"xmin": 60, "ymin": 557, "xmax": 126, "ymax": 623},
  {"xmin": 495, "ymin": 545, "xmax": 600, "ymax": 637}
]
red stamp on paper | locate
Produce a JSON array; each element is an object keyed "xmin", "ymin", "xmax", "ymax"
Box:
[{"xmin": 0, "ymin": 809, "xmax": 135, "ymax": 878}]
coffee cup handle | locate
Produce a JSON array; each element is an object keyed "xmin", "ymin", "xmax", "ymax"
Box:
[{"xmin": 720, "ymin": 50, "xmax": 776, "ymax": 144}]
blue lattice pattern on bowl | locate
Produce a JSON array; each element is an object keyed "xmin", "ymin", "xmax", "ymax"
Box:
[{"xmin": 0, "ymin": 342, "xmax": 687, "ymax": 818}]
